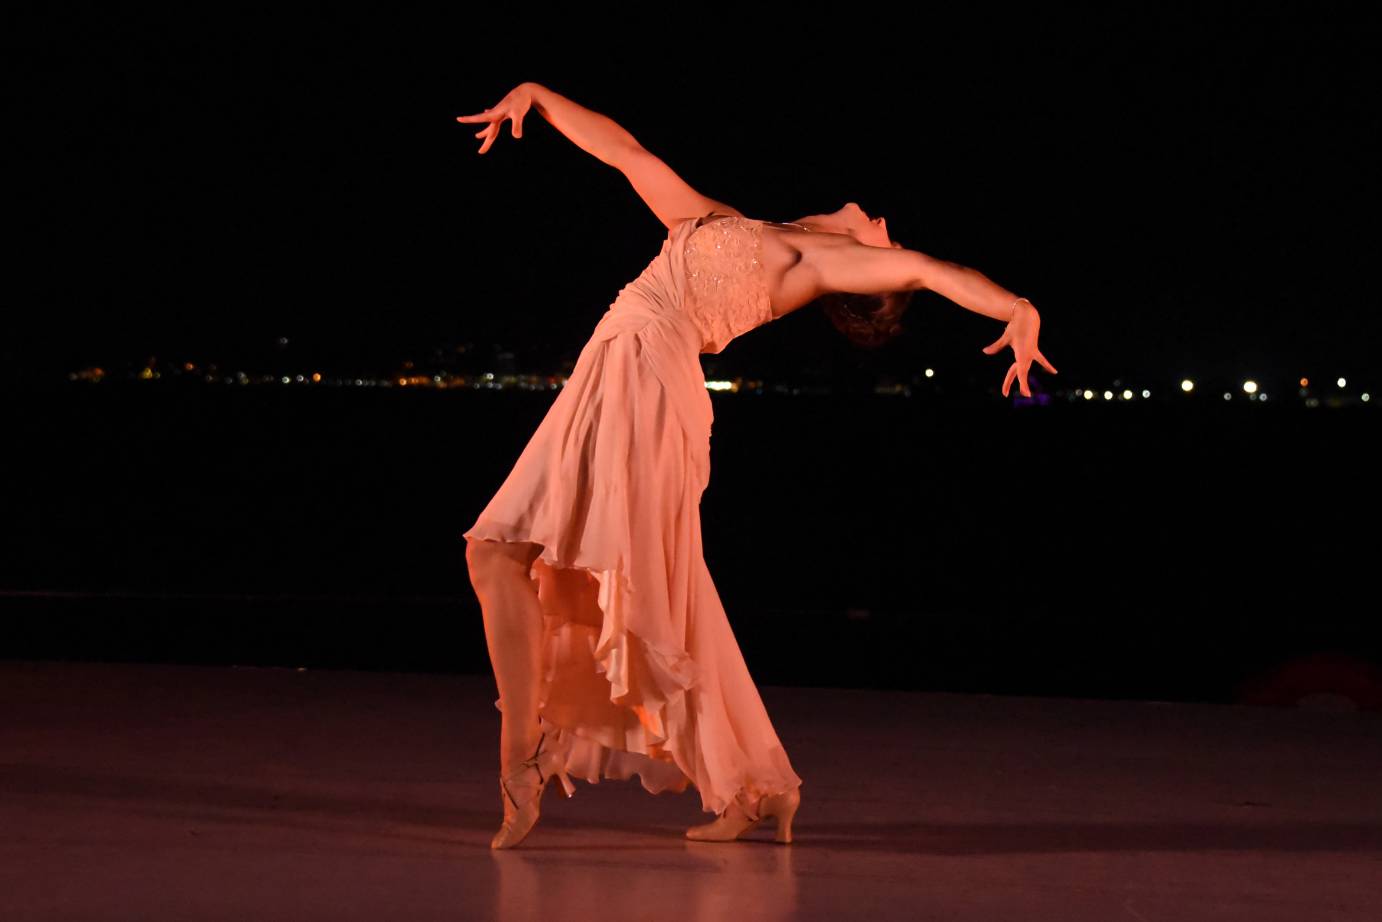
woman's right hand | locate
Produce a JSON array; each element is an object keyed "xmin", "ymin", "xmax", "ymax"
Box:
[
  {"xmin": 981, "ymin": 300, "xmax": 1058, "ymax": 398},
  {"xmin": 456, "ymin": 83, "xmax": 536, "ymax": 155}
]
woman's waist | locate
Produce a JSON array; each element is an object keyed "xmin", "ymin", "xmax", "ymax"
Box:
[
  {"xmin": 591, "ymin": 299, "xmax": 703, "ymax": 352},
  {"xmin": 582, "ymin": 299, "xmax": 715, "ymax": 458}
]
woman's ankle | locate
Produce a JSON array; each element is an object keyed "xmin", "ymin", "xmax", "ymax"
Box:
[{"xmin": 500, "ymin": 722, "xmax": 545, "ymax": 770}]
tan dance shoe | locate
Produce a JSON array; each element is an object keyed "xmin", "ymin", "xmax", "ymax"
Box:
[
  {"xmin": 685, "ymin": 785, "xmax": 800, "ymax": 843},
  {"xmin": 491, "ymin": 731, "xmax": 576, "ymax": 849}
]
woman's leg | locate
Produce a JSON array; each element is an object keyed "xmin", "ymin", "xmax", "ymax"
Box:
[{"xmin": 465, "ymin": 536, "xmax": 546, "ymax": 773}]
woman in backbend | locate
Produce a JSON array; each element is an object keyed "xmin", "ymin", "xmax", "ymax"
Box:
[{"xmin": 455, "ymin": 82, "xmax": 1056, "ymax": 849}]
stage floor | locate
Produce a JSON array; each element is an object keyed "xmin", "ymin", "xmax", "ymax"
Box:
[{"xmin": 2, "ymin": 660, "xmax": 1379, "ymax": 921}]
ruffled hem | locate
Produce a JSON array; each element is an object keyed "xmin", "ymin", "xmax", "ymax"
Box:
[
  {"xmin": 464, "ymin": 526, "xmax": 699, "ymax": 796},
  {"xmin": 464, "ymin": 526, "xmax": 800, "ymax": 816}
]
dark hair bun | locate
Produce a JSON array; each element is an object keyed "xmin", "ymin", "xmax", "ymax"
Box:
[{"xmin": 817, "ymin": 289, "xmax": 914, "ymax": 349}]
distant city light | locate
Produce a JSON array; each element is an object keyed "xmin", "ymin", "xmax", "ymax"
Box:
[
  {"xmin": 1300, "ymin": 377, "xmax": 1309, "ymax": 387},
  {"xmin": 1337, "ymin": 377, "xmax": 1347, "ymax": 388},
  {"xmin": 1141, "ymin": 389, "xmax": 1150, "ymax": 398},
  {"xmin": 1083, "ymin": 390, "xmax": 1093, "ymax": 400},
  {"xmin": 1363, "ymin": 393, "xmax": 1371, "ymax": 402},
  {"xmin": 281, "ymin": 376, "xmax": 290, "ymax": 384},
  {"xmin": 1181, "ymin": 379, "xmax": 1194, "ymax": 392},
  {"xmin": 1103, "ymin": 391, "xmax": 1113, "ymax": 400},
  {"xmin": 924, "ymin": 368, "xmax": 934, "ymax": 378},
  {"xmin": 1243, "ymin": 380, "xmax": 1258, "ymax": 394},
  {"xmin": 1223, "ymin": 392, "xmax": 1232, "ymax": 400},
  {"xmin": 1122, "ymin": 389, "xmax": 1133, "ymax": 400},
  {"xmin": 705, "ymin": 379, "xmax": 734, "ymax": 391}
]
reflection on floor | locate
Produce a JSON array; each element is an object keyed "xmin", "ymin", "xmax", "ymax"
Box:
[{"xmin": 2, "ymin": 660, "xmax": 1380, "ymax": 921}]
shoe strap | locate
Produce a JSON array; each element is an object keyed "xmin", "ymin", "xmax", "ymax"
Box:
[
  {"xmin": 501, "ymin": 732, "xmax": 549, "ymax": 811},
  {"xmin": 730, "ymin": 792, "xmax": 763, "ymax": 823}
]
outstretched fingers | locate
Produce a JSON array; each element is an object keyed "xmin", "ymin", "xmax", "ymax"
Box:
[
  {"xmin": 477, "ymin": 123, "xmax": 499, "ymax": 155},
  {"xmin": 455, "ymin": 93, "xmax": 529, "ymax": 155},
  {"xmin": 456, "ymin": 108, "xmax": 507, "ymax": 155},
  {"xmin": 1003, "ymin": 363, "xmax": 1032, "ymax": 398},
  {"xmin": 981, "ymin": 330, "xmax": 1010, "ymax": 355}
]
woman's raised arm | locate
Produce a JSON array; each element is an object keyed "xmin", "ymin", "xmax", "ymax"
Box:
[
  {"xmin": 457, "ymin": 83, "xmax": 736, "ymax": 230},
  {"xmin": 457, "ymin": 82, "xmax": 636, "ymax": 162}
]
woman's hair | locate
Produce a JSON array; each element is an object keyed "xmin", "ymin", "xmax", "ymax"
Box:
[{"xmin": 814, "ymin": 288, "xmax": 914, "ymax": 349}]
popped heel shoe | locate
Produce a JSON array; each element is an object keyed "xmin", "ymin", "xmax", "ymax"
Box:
[
  {"xmin": 685, "ymin": 785, "xmax": 801, "ymax": 844},
  {"xmin": 491, "ymin": 731, "xmax": 576, "ymax": 850}
]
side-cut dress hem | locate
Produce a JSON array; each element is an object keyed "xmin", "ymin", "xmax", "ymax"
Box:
[{"xmin": 463, "ymin": 216, "xmax": 803, "ymax": 818}]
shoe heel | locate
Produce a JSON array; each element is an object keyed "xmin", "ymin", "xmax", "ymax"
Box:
[
  {"xmin": 552, "ymin": 765, "xmax": 576, "ymax": 798},
  {"xmin": 767, "ymin": 787, "xmax": 800, "ymax": 844},
  {"xmin": 543, "ymin": 732, "xmax": 577, "ymax": 798}
]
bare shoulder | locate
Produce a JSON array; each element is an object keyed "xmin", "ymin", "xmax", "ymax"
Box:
[
  {"xmin": 790, "ymin": 231, "xmax": 935, "ymax": 307},
  {"xmin": 758, "ymin": 227, "xmax": 855, "ymax": 318}
]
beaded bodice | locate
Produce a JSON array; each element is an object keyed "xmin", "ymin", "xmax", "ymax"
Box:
[{"xmin": 682, "ymin": 215, "xmax": 776, "ymax": 354}]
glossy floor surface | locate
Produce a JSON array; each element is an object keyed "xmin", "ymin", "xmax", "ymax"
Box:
[{"xmin": 2, "ymin": 660, "xmax": 1380, "ymax": 921}]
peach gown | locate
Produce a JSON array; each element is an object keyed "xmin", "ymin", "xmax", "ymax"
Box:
[{"xmin": 463, "ymin": 213, "xmax": 804, "ymax": 818}]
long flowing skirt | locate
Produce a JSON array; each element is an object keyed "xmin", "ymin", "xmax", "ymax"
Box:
[{"xmin": 463, "ymin": 317, "xmax": 802, "ymax": 817}]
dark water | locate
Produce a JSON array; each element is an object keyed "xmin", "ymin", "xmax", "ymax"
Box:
[{"xmin": 3, "ymin": 382, "xmax": 1377, "ymax": 706}]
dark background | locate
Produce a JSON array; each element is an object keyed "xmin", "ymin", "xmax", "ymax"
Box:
[{"xmin": 4, "ymin": 6, "xmax": 1379, "ymax": 706}]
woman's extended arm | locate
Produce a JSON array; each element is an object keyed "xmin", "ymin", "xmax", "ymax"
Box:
[
  {"xmin": 525, "ymin": 83, "xmax": 640, "ymax": 166},
  {"xmin": 456, "ymin": 82, "xmax": 638, "ymax": 165},
  {"xmin": 803, "ymin": 233, "xmax": 1028, "ymax": 322},
  {"xmin": 457, "ymin": 83, "xmax": 738, "ymax": 229},
  {"xmin": 801, "ymin": 234, "xmax": 1058, "ymax": 396},
  {"xmin": 919, "ymin": 256, "xmax": 1032, "ymax": 324}
]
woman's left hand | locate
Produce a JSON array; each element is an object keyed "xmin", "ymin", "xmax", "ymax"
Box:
[
  {"xmin": 455, "ymin": 83, "xmax": 536, "ymax": 155},
  {"xmin": 981, "ymin": 301, "xmax": 1058, "ymax": 398}
]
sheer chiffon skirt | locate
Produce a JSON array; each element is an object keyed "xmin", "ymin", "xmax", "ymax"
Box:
[{"xmin": 463, "ymin": 323, "xmax": 802, "ymax": 817}]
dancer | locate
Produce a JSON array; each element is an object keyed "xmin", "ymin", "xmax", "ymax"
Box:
[{"xmin": 456, "ymin": 83, "xmax": 1056, "ymax": 849}]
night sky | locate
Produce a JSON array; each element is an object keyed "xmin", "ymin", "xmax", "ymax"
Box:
[{"xmin": 9, "ymin": 6, "xmax": 1378, "ymax": 390}]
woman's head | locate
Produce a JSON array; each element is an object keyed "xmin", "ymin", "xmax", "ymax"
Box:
[
  {"xmin": 793, "ymin": 202, "xmax": 912, "ymax": 348},
  {"xmin": 816, "ymin": 288, "xmax": 914, "ymax": 349}
]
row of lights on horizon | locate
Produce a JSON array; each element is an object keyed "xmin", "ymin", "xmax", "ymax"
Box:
[
  {"xmin": 1067, "ymin": 376, "xmax": 1372, "ymax": 403},
  {"xmin": 449, "ymin": 368, "xmax": 1370, "ymax": 396},
  {"xmin": 73, "ymin": 364, "xmax": 1372, "ymax": 403},
  {"xmin": 1164, "ymin": 376, "xmax": 1370, "ymax": 403},
  {"xmin": 464, "ymin": 368, "xmax": 1371, "ymax": 402}
]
